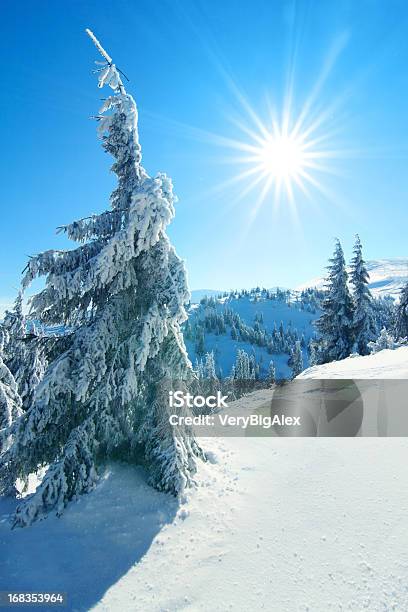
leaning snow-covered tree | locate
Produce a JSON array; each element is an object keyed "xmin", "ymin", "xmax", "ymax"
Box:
[{"xmin": 0, "ymin": 29, "xmax": 202, "ymax": 527}]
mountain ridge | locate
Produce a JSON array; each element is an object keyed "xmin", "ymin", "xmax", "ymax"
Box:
[{"xmin": 297, "ymin": 258, "xmax": 408, "ymax": 299}]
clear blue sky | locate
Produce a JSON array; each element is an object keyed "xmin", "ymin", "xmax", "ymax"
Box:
[{"xmin": 1, "ymin": 0, "xmax": 408, "ymax": 310}]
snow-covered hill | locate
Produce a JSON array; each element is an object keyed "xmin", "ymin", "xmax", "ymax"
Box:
[
  {"xmin": 297, "ymin": 258, "xmax": 408, "ymax": 299},
  {"xmin": 298, "ymin": 346, "xmax": 408, "ymax": 379},
  {"xmin": 185, "ymin": 290, "xmax": 321, "ymax": 379}
]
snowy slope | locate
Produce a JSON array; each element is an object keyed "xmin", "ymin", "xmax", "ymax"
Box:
[
  {"xmin": 298, "ymin": 346, "xmax": 408, "ymax": 379},
  {"xmin": 186, "ymin": 293, "xmax": 319, "ymax": 379},
  {"xmin": 187, "ymin": 330, "xmax": 294, "ymax": 378},
  {"xmin": 297, "ymin": 258, "xmax": 408, "ymax": 299},
  {"xmin": 2, "ymin": 434, "xmax": 408, "ymax": 611}
]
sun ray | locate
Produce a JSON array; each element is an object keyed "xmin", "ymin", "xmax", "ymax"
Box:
[
  {"xmin": 144, "ymin": 53, "xmax": 358, "ymax": 227},
  {"xmin": 206, "ymin": 80, "xmax": 357, "ymax": 223}
]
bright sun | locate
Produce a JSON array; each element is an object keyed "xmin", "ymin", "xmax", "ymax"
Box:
[
  {"xmin": 257, "ymin": 132, "xmax": 305, "ymax": 180},
  {"xmin": 171, "ymin": 31, "xmax": 353, "ymax": 226},
  {"xmin": 215, "ymin": 107, "xmax": 340, "ymax": 221}
]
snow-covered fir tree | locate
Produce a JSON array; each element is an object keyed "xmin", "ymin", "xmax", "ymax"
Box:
[
  {"xmin": 396, "ymin": 281, "xmax": 408, "ymax": 340},
  {"xmin": 314, "ymin": 239, "xmax": 354, "ymax": 364},
  {"xmin": 203, "ymin": 351, "xmax": 217, "ymax": 380},
  {"xmin": 0, "ymin": 329, "xmax": 22, "ymax": 453},
  {"xmin": 2, "ymin": 292, "xmax": 26, "ymax": 379},
  {"xmin": 192, "ymin": 351, "xmax": 220, "ymax": 402},
  {"xmin": 372, "ymin": 296, "xmax": 396, "ymax": 332},
  {"xmin": 0, "ymin": 30, "xmax": 202, "ymax": 527},
  {"xmin": 290, "ymin": 340, "xmax": 303, "ymax": 378},
  {"xmin": 195, "ymin": 328, "xmax": 205, "ymax": 356},
  {"xmin": 231, "ymin": 325, "xmax": 238, "ymax": 340},
  {"xmin": 267, "ymin": 360, "xmax": 276, "ymax": 386},
  {"xmin": 309, "ymin": 338, "xmax": 322, "ymax": 366},
  {"xmin": 201, "ymin": 351, "xmax": 220, "ymax": 405},
  {"xmin": 350, "ymin": 235, "xmax": 376, "ymax": 355},
  {"xmin": 231, "ymin": 349, "xmax": 256, "ymax": 396},
  {"xmin": 2, "ymin": 292, "xmax": 47, "ymax": 411},
  {"xmin": 18, "ymin": 337, "xmax": 47, "ymax": 413},
  {"xmin": 368, "ymin": 327, "xmax": 407, "ymax": 354}
]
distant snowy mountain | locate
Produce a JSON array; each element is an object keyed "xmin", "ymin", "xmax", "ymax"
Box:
[{"xmin": 297, "ymin": 258, "xmax": 408, "ymax": 299}]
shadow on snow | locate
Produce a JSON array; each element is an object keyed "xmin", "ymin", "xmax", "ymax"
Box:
[{"xmin": 0, "ymin": 463, "xmax": 179, "ymax": 611}]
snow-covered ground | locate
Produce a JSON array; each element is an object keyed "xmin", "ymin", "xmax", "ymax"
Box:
[
  {"xmin": 297, "ymin": 258, "xmax": 408, "ymax": 300},
  {"xmin": 2, "ymin": 347, "xmax": 408, "ymax": 611},
  {"xmin": 2, "ymin": 436, "xmax": 408, "ymax": 611},
  {"xmin": 299, "ymin": 346, "xmax": 408, "ymax": 379}
]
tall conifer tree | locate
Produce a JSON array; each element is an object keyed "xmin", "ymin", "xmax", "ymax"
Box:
[
  {"xmin": 350, "ymin": 235, "xmax": 376, "ymax": 355},
  {"xmin": 0, "ymin": 30, "xmax": 202, "ymax": 527},
  {"xmin": 315, "ymin": 239, "xmax": 354, "ymax": 363}
]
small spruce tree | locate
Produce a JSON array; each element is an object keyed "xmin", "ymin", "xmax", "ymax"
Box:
[
  {"xmin": 368, "ymin": 327, "xmax": 407, "ymax": 354},
  {"xmin": 232, "ymin": 349, "xmax": 256, "ymax": 396},
  {"xmin": 200, "ymin": 351, "xmax": 220, "ymax": 406},
  {"xmin": 195, "ymin": 328, "xmax": 206, "ymax": 356},
  {"xmin": 267, "ymin": 360, "xmax": 276, "ymax": 386},
  {"xmin": 291, "ymin": 340, "xmax": 304, "ymax": 378}
]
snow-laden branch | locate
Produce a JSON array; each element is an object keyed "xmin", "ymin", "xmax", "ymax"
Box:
[
  {"xmin": 85, "ymin": 28, "xmax": 126, "ymax": 95},
  {"xmin": 85, "ymin": 28, "xmax": 113, "ymax": 64}
]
